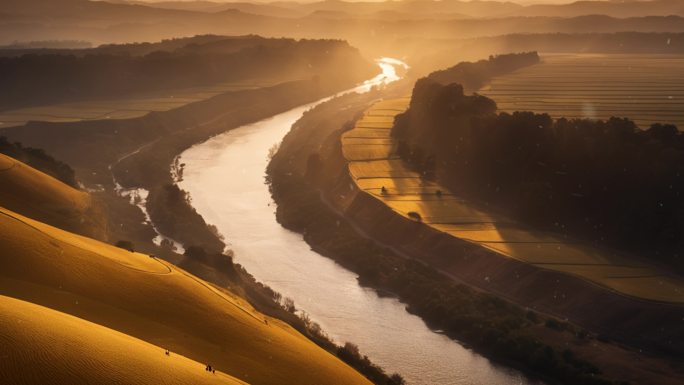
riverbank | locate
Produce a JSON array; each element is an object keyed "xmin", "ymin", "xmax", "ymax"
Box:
[
  {"xmin": 180, "ymin": 74, "xmax": 543, "ymax": 384},
  {"xmin": 267, "ymin": 90, "xmax": 684, "ymax": 385},
  {"xmin": 115, "ymin": 77, "xmax": 383, "ymax": 254},
  {"xmin": 0, "ymin": 49, "xmax": 410, "ymax": 383},
  {"xmin": 106, "ymin": 67, "xmax": 414, "ymax": 385},
  {"xmin": 108, "ymin": 72, "xmax": 409, "ymax": 383},
  {"xmin": 2, "ymin": 73, "xmax": 375, "ymax": 257},
  {"xmin": 0, "ymin": 34, "xmax": 380, "ymax": 255},
  {"xmin": 106, "ymin": 74, "xmax": 412, "ymax": 384}
]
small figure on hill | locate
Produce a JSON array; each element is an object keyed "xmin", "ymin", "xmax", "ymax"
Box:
[
  {"xmin": 381, "ymin": 186, "xmax": 388, "ymax": 195},
  {"xmin": 212, "ymin": 369, "xmax": 216, "ymax": 374},
  {"xmin": 164, "ymin": 349, "xmax": 170, "ymax": 356}
]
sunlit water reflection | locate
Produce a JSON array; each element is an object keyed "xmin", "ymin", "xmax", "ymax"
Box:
[{"xmin": 178, "ymin": 59, "xmax": 539, "ymax": 385}]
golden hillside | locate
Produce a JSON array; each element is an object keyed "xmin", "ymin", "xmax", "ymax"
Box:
[
  {"xmin": 0, "ymin": 294, "xmax": 246, "ymax": 385},
  {"xmin": 0, "ymin": 153, "xmax": 104, "ymax": 238},
  {"xmin": 0, "ymin": 206, "xmax": 372, "ymax": 385}
]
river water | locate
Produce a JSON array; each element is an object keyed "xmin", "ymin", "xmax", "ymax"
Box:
[{"xmin": 178, "ymin": 59, "xmax": 537, "ymax": 385}]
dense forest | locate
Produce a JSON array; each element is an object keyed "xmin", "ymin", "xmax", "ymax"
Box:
[
  {"xmin": 426, "ymin": 51, "xmax": 540, "ymax": 90},
  {"xmin": 0, "ymin": 35, "xmax": 230, "ymax": 58},
  {"xmin": 0, "ymin": 40, "xmax": 92, "ymax": 50},
  {"xmin": 393, "ymin": 79, "xmax": 684, "ymax": 271},
  {"xmin": 0, "ymin": 36, "xmax": 374, "ymax": 110}
]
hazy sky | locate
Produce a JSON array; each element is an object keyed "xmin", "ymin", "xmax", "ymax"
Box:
[{"xmin": 134, "ymin": 0, "xmax": 604, "ymax": 4}]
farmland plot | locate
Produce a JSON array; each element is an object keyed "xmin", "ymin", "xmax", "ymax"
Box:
[
  {"xmin": 342, "ymin": 97, "xmax": 684, "ymax": 303},
  {"xmin": 480, "ymin": 54, "xmax": 684, "ymax": 129},
  {"xmin": 0, "ymin": 81, "xmax": 274, "ymax": 128}
]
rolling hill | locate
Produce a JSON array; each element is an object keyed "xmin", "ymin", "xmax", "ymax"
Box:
[
  {"xmin": 109, "ymin": 0, "xmax": 684, "ymax": 19},
  {"xmin": 0, "ymin": 153, "xmax": 373, "ymax": 384},
  {"xmin": 0, "ymin": 294, "xmax": 246, "ymax": 385},
  {"xmin": 520, "ymin": 0, "xmax": 684, "ymax": 18},
  {"xmin": 0, "ymin": 153, "xmax": 105, "ymax": 238},
  {"xmin": 0, "ymin": 205, "xmax": 373, "ymax": 385}
]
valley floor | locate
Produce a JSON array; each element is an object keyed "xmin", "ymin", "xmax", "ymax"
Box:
[{"xmin": 0, "ymin": 80, "xmax": 276, "ymax": 129}]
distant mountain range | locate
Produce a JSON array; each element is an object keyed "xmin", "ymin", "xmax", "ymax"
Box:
[
  {"xmin": 113, "ymin": 0, "xmax": 684, "ymax": 18},
  {"xmin": 2, "ymin": 0, "xmax": 684, "ymax": 54}
]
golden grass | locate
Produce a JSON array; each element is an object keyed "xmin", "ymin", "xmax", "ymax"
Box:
[
  {"xmin": 355, "ymin": 116, "xmax": 396, "ymax": 124},
  {"xmin": 349, "ymin": 160, "xmax": 420, "ymax": 179},
  {"xmin": 0, "ymin": 294, "xmax": 247, "ymax": 385},
  {"xmin": 0, "ymin": 154, "xmax": 91, "ymax": 223},
  {"xmin": 479, "ymin": 54, "xmax": 684, "ymax": 128},
  {"xmin": 355, "ymin": 177, "xmax": 436, "ymax": 191},
  {"xmin": 433, "ymin": 223, "xmax": 560, "ymax": 243},
  {"xmin": 342, "ymin": 129, "xmax": 392, "ymax": 139},
  {"xmin": 0, "ymin": 206, "xmax": 373, "ymax": 385},
  {"xmin": 342, "ymin": 145, "xmax": 397, "ymax": 161},
  {"xmin": 342, "ymin": 97, "xmax": 684, "ymax": 303},
  {"xmin": 0, "ymin": 153, "xmax": 14, "ymax": 170},
  {"xmin": 385, "ymin": 199, "xmax": 494, "ymax": 224},
  {"xmin": 341, "ymin": 122, "xmax": 394, "ymax": 163},
  {"xmin": 342, "ymin": 138, "xmax": 394, "ymax": 145}
]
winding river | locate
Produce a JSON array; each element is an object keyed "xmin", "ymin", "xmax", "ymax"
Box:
[{"xmin": 178, "ymin": 59, "xmax": 539, "ymax": 385}]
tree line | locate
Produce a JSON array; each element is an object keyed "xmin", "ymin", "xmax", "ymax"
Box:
[
  {"xmin": 266, "ymin": 87, "xmax": 635, "ymax": 385},
  {"xmin": 0, "ymin": 36, "xmax": 371, "ymax": 110},
  {"xmin": 393, "ymin": 78, "xmax": 684, "ymax": 272},
  {"xmin": 0, "ymin": 136, "xmax": 78, "ymax": 187},
  {"xmin": 426, "ymin": 51, "xmax": 540, "ymax": 91}
]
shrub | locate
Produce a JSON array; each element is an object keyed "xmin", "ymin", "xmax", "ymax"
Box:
[{"xmin": 115, "ymin": 240, "xmax": 134, "ymax": 252}]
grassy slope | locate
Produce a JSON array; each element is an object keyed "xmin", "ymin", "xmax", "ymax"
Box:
[
  {"xmin": 0, "ymin": 153, "xmax": 88, "ymax": 214},
  {"xmin": 0, "ymin": 153, "xmax": 107, "ymax": 238},
  {"xmin": 0, "ymin": 294, "xmax": 246, "ymax": 385},
  {"xmin": 0, "ymin": 205, "xmax": 372, "ymax": 385}
]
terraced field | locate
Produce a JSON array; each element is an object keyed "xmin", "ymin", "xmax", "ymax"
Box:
[
  {"xmin": 0, "ymin": 80, "xmax": 274, "ymax": 128},
  {"xmin": 479, "ymin": 54, "xmax": 684, "ymax": 129},
  {"xmin": 342, "ymin": 98, "xmax": 684, "ymax": 303}
]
